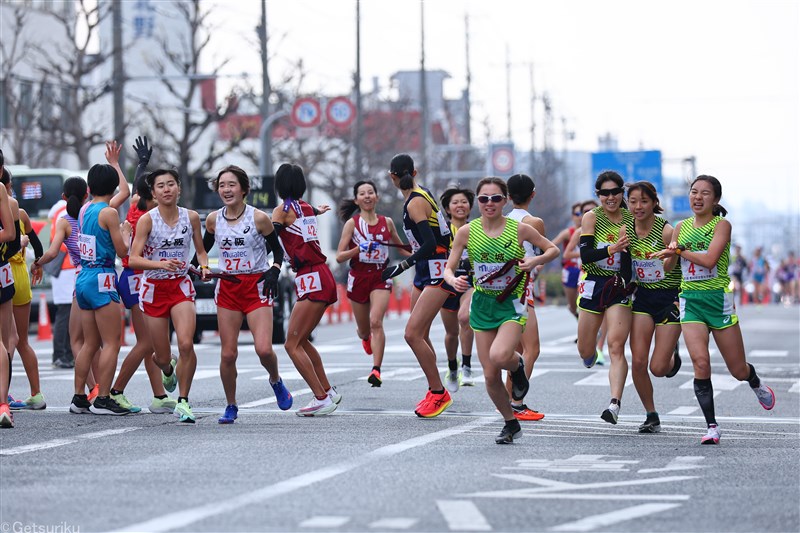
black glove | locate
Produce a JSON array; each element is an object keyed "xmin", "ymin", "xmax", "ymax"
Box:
[
  {"xmin": 259, "ymin": 265, "xmax": 280, "ymax": 299},
  {"xmin": 381, "ymin": 260, "xmax": 411, "ymax": 281},
  {"xmin": 133, "ymin": 136, "xmax": 152, "ymax": 166}
]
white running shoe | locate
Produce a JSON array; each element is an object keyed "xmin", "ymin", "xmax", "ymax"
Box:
[
  {"xmin": 327, "ymin": 386, "xmax": 342, "ymax": 405},
  {"xmin": 461, "ymin": 366, "xmax": 474, "ymax": 386},
  {"xmin": 701, "ymin": 424, "xmax": 720, "ymax": 445},
  {"xmin": 753, "ymin": 384, "xmax": 776, "ymax": 410},
  {"xmin": 445, "ymin": 368, "xmax": 461, "ymax": 393},
  {"xmin": 297, "ymin": 396, "xmax": 337, "ymax": 417}
]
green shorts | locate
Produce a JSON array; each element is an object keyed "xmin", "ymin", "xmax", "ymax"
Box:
[
  {"xmin": 679, "ymin": 289, "xmax": 738, "ymax": 329},
  {"xmin": 469, "ymin": 290, "xmax": 527, "ymax": 332}
]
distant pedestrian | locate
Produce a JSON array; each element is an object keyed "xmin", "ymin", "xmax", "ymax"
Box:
[
  {"xmin": 552, "ymin": 202, "xmax": 584, "ymax": 320},
  {"xmin": 47, "ymin": 197, "xmax": 77, "ymax": 369},
  {"xmin": 749, "ymin": 247, "xmax": 770, "ymax": 303}
]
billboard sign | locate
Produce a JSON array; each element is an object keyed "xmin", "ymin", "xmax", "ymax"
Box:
[
  {"xmin": 489, "ymin": 143, "xmax": 515, "ymax": 176},
  {"xmin": 591, "ymin": 150, "xmax": 663, "ymax": 193}
]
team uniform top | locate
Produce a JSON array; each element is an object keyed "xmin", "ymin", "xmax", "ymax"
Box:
[
  {"xmin": 402, "ymin": 187, "xmax": 451, "ymax": 256},
  {"xmin": 348, "ymin": 214, "xmax": 390, "ymax": 273},
  {"xmin": 278, "ymin": 199, "xmax": 327, "ymax": 270},
  {"xmin": 562, "ymin": 226, "xmax": 579, "ymax": 268},
  {"xmin": 78, "ymin": 202, "xmax": 115, "ymax": 269},
  {"xmin": 582, "ymin": 206, "xmax": 633, "ymax": 277},
  {"xmin": 142, "ymin": 207, "xmax": 192, "ymax": 280},
  {"xmin": 467, "ymin": 217, "xmax": 526, "ymax": 300},
  {"xmin": 62, "ymin": 213, "xmax": 81, "ymax": 269},
  {"xmin": 507, "ymin": 208, "xmax": 538, "ymax": 257},
  {"xmin": 215, "ymin": 204, "xmax": 269, "ymax": 274},
  {"xmin": 677, "ymin": 215, "xmax": 730, "ymax": 291},
  {"xmin": 8, "ymin": 220, "xmax": 26, "ymax": 265},
  {"xmin": 626, "ymin": 216, "xmax": 681, "ymax": 290},
  {"xmin": 122, "ymin": 203, "xmax": 146, "ymax": 270}
]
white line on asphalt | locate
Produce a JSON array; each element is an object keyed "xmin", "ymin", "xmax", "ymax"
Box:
[
  {"xmin": 749, "ymin": 350, "xmax": 788, "ymax": 357},
  {"xmin": 667, "ymin": 406, "xmax": 699, "ymax": 416},
  {"xmin": 299, "ymin": 516, "xmax": 350, "ymax": 528},
  {"xmin": 549, "ymin": 503, "xmax": 681, "ymax": 532},
  {"xmin": 0, "ymin": 427, "xmax": 141, "ymax": 456},
  {"xmin": 436, "ymin": 500, "xmax": 492, "ymax": 531},
  {"xmin": 369, "ymin": 518, "xmax": 419, "ymax": 530},
  {"xmin": 113, "ymin": 416, "xmax": 496, "ymax": 532},
  {"xmin": 239, "ymin": 387, "xmax": 312, "ymax": 408}
]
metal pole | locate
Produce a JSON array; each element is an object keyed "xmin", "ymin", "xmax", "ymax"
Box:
[
  {"xmin": 355, "ymin": 0, "xmax": 363, "ymax": 180},
  {"xmin": 259, "ymin": 111, "xmax": 288, "ymax": 176},
  {"xmin": 259, "ymin": 0, "xmax": 272, "ymax": 177},
  {"xmin": 505, "ymin": 44, "xmax": 512, "ymax": 141},
  {"xmin": 420, "ymin": 1, "xmax": 428, "ymax": 175},
  {"xmin": 112, "ymin": 0, "xmax": 125, "ymax": 170},
  {"xmin": 464, "ymin": 13, "xmax": 471, "ymax": 145}
]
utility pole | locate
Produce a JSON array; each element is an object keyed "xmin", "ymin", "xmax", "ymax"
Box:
[
  {"xmin": 112, "ymin": 0, "xmax": 125, "ymax": 170},
  {"xmin": 354, "ymin": 0, "xmax": 363, "ymax": 179},
  {"xmin": 463, "ymin": 13, "xmax": 471, "ymax": 145},
  {"xmin": 258, "ymin": 0, "xmax": 272, "ymax": 177},
  {"xmin": 528, "ymin": 63, "xmax": 536, "ymax": 178},
  {"xmin": 419, "ymin": 1, "xmax": 428, "ymax": 176},
  {"xmin": 505, "ymin": 44, "xmax": 512, "ymax": 141}
]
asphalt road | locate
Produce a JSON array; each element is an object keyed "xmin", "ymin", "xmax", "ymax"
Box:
[{"xmin": 1, "ymin": 303, "xmax": 798, "ymax": 533}]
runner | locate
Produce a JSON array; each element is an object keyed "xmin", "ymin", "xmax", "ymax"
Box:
[
  {"xmin": 109, "ymin": 137, "xmax": 177, "ymax": 415},
  {"xmin": 576, "ymin": 171, "xmax": 633, "ymax": 424},
  {"xmin": 335, "ymin": 180, "xmax": 407, "ymax": 388},
  {"xmin": 0, "ymin": 148, "xmax": 21, "ymax": 428},
  {"xmin": 128, "ymin": 169, "xmax": 208, "ymax": 423},
  {"xmin": 444, "ymin": 177, "xmax": 559, "ymax": 443},
  {"xmin": 552, "ymin": 202, "xmax": 583, "ymax": 320},
  {"xmin": 505, "ymin": 173, "xmax": 547, "ymax": 421},
  {"xmin": 439, "ymin": 187, "xmax": 475, "ymax": 387},
  {"xmin": 202, "ymin": 165, "xmax": 291, "ymax": 424},
  {"xmin": 69, "ymin": 141, "xmax": 132, "ymax": 416},
  {"xmin": 654, "ymin": 175, "xmax": 775, "ymax": 444},
  {"xmin": 382, "ymin": 154, "xmax": 455, "ymax": 417},
  {"xmin": 625, "ymin": 181, "xmax": 683, "ymax": 434},
  {"xmin": 271, "ymin": 163, "xmax": 340, "ymax": 416}
]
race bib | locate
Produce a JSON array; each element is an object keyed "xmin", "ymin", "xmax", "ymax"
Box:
[
  {"xmin": 97, "ymin": 272, "xmax": 116, "ymax": 293},
  {"xmin": 681, "ymin": 251, "xmax": 717, "ymax": 281},
  {"xmin": 428, "ymin": 259, "xmax": 447, "ymax": 280},
  {"xmin": 295, "ymin": 271, "xmax": 322, "ymax": 297},
  {"xmin": 347, "ymin": 272, "xmax": 355, "ymax": 293},
  {"xmin": 0, "ymin": 263, "xmax": 13, "ymax": 288},
  {"xmin": 359, "ymin": 242, "xmax": 388, "ymax": 265},
  {"xmin": 179, "ymin": 277, "xmax": 196, "ymax": 298},
  {"xmin": 128, "ymin": 274, "xmax": 141, "ymax": 295},
  {"xmin": 254, "ymin": 280, "xmax": 272, "ymax": 305},
  {"xmin": 403, "ymin": 228, "xmax": 420, "ymax": 252},
  {"xmin": 221, "ymin": 247, "xmax": 253, "ymax": 273},
  {"xmin": 139, "ymin": 281, "xmax": 154, "ymax": 303},
  {"xmin": 578, "ymin": 279, "xmax": 596, "ymax": 300},
  {"xmin": 436, "ymin": 210, "xmax": 451, "ymax": 236},
  {"xmin": 594, "ymin": 242, "xmax": 620, "ymax": 271},
  {"xmin": 475, "ymin": 262, "xmax": 515, "ymax": 291},
  {"xmin": 299, "ymin": 216, "xmax": 319, "ymax": 242},
  {"xmin": 78, "ymin": 234, "xmax": 96, "ymax": 262},
  {"xmin": 633, "ymin": 258, "xmax": 665, "ymax": 284}
]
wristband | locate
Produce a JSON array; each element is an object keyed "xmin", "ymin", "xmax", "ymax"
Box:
[
  {"xmin": 675, "ymin": 244, "xmax": 686, "ymax": 256},
  {"xmin": 200, "ymin": 265, "xmax": 210, "ymax": 270}
]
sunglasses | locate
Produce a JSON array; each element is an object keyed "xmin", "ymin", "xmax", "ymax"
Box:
[
  {"xmin": 597, "ymin": 187, "xmax": 624, "ymax": 197},
  {"xmin": 477, "ymin": 194, "xmax": 505, "ymax": 204},
  {"xmin": 573, "ymin": 211, "xmax": 582, "ymax": 216}
]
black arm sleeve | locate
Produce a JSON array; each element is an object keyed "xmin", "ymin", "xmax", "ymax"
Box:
[
  {"xmin": 620, "ymin": 247, "xmax": 632, "ymax": 285},
  {"xmin": 272, "ymin": 222, "xmax": 285, "ymax": 235},
  {"xmin": 190, "ymin": 229, "xmax": 216, "ymax": 267},
  {"xmin": 405, "ymin": 220, "xmax": 436, "ymax": 266},
  {"xmin": 1, "ymin": 222, "xmax": 22, "ymax": 261},
  {"xmin": 578, "ymin": 234, "xmax": 612, "ymax": 264},
  {"xmin": 27, "ymin": 229, "xmax": 44, "ymax": 259},
  {"xmin": 264, "ymin": 230, "xmax": 284, "ymax": 267},
  {"xmin": 132, "ymin": 161, "xmax": 148, "ymax": 193}
]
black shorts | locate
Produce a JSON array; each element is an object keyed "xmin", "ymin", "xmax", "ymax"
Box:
[
  {"xmin": 577, "ymin": 274, "xmax": 631, "ymax": 314},
  {"xmin": 633, "ymin": 287, "xmax": 680, "ymax": 325}
]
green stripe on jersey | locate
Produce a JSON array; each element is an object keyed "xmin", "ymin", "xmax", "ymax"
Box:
[
  {"xmin": 677, "ymin": 216, "xmax": 730, "ymax": 291},
  {"xmin": 582, "ymin": 207, "xmax": 633, "ymax": 277},
  {"xmin": 626, "ymin": 216, "xmax": 681, "ymax": 289},
  {"xmin": 467, "ymin": 218, "xmax": 525, "ymax": 297}
]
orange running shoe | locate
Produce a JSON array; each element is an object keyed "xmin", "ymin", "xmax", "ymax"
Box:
[
  {"xmin": 415, "ymin": 390, "xmax": 452, "ymax": 418},
  {"xmin": 367, "ymin": 369, "xmax": 382, "ymax": 387},
  {"xmin": 0, "ymin": 403, "xmax": 14, "ymax": 428},
  {"xmin": 87, "ymin": 384, "xmax": 100, "ymax": 403},
  {"xmin": 362, "ymin": 335, "xmax": 373, "ymax": 356},
  {"xmin": 512, "ymin": 404, "xmax": 545, "ymax": 421}
]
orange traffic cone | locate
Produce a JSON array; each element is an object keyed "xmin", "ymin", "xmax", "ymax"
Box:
[{"xmin": 37, "ymin": 293, "xmax": 52, "ymax": 341}]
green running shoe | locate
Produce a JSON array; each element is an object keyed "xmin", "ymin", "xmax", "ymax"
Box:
[
  {"xmin": 174, "ymin": 400, "xmax": 195, "ymax": 423},
  {"xmin": 9, "ymin": 392, "xmax": 46, "ymax": 410},
  {"xmin": 110, "ymin": 393, "xmax": 141, "ymax": 413},
  {"xmin": 149, "ymin": 396, "xmax": 177, "ymax": 414},
  {"xmin": 162, "ymin": 358, "xmax": 177, "ymax": 393}
]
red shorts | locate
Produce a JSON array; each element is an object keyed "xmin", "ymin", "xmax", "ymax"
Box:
[
  {"xmin": 346, "ymin": 270, "xmax": 392, "ymax": 304},
  {"xmin": 139, "ymin": 275, "xmax": 195, "ymax": 318},
  {"xmin": 215, "ymin": 272, "xmax": 272, "ymax": 314},
  {"xmin": 294, "ymin": 264, "xmax": 337, "ymax": 306}
]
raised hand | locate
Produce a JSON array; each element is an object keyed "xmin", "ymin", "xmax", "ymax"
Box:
[
  {"xmin": 105, "ymin": 140, "xmax": 122, "ymax": 166},
  {"xmin": 132, "ymin": 136, "xmax": 152, "ymax": 166}
]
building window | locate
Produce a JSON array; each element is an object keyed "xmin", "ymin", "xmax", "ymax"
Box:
[{"xmin": 133, "ymin": 15, "xmax": 155, "ymax": 38}]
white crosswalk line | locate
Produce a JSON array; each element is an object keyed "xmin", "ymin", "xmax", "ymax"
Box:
[
  {"xmin": 436, "ymin": 500, "xmax": 491, "ymax": 531},
  {"xmin": 299, "ymin": 516, "xmax": 350, "ymax": 528},
  {"xmin": 369, "ymin": 518, "xmax": 419, "ymax": 530},
  {"xmin": 549, "ymin": 503, "xmax": 681, "ymax": 532}
]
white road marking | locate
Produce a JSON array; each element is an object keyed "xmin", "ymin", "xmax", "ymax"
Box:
[
  {"xmin": 462, "ymin": 475, "xmax": 697, "ymax": 500},
  {"xmin": 667, "ymin": 406, "xmax": 699, "ymax": 416},
  {"xmin": 113, "ymin": 417, "xmax": 496, "ymax": 532},
  {"xmin": 299, "ymin": 516, "xmax": 350, "ymax": 528},
  {"xmin": 239, "ymin": 387, "xmax": 311, "ymax": 408},
  {"xmin": 1, "ymin": 428, "xmax": 141, "ymax": 456},
  {"xmin": 436, "ymin": 500, "xmax": 491, "ymax": 531},
  {"xmin": 251, "ymin": 368, "xmax": 351, "ymax": 381},
  {"xmin": 549, "ymin": 503, "xmax": 681, "ymax": 532},
  {"xmin": 573, "ymin": 371, "xmax": 632, "ymax": 387},
  {"xmin": 369, "ymin": 518, "xmax": 419, "ymax": 530},
  {"xmin": 789, "ymin": 380, "xmax": 800, "ymax": 394},
  {"xmin": 749, "ymin": 350, "xmax": 788, "ymax": 357},
  {"xmin": 639, "ymin": 456, "xmax": 705, "ymax": 474},
  {"xmin": 680, "ymin": 374, "xmax": 743, "ymax": 392}
]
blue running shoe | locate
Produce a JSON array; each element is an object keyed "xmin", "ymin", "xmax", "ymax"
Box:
[
  {"xmin": 270, "ymin": 378, "xmax": 293, "ymax": 410},
  {"xmin": 218, "ymin": 404, "xmax": 238, "ymax": 424},
  {"xmin": 582, "ymin": 350, "xmax": 598, "ymax": 369}
]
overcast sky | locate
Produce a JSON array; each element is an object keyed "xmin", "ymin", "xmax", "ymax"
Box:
[{"xmin": 206, "ymin": 0, "xmax": 798, "ymax": 214}]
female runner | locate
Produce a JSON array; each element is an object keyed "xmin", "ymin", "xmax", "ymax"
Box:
[{"xmin": 0, "ymin": 148, "xmax": 21, "ymax": 428}]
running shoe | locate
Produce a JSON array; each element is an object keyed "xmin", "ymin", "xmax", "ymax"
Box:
[
  {"xmin": 512, "ymin": 403, "xmax": 545, "ymax": 421},
  {"xmin": 296, "ymin": 396, "xmax": 337, "ymax": 417},
  {"xmin": 9, "ymin": 392, "xmax": 46, "ymax": 410},
  {"xmin": 162, "ymin": 358, "xmax": 178, "ymax": 394},
  {"xmin": 461, "ymin": 366, "xmax": 474, "ymax": 386},
  {"xmin": 90, "ymin": 396, "xmax": 132, "ymax": 416},
  {"xmin": 444, "ymin": 367, "xmax": 461, "ymax": 393},
  {"xmin": 510, "ymin": 356, "xmax": 529, "ymax": 401},
  {"xmin": 362, "ymin": 335, "xmax": 373, "ymax": 356},
  {"xmin": 0, "ymin": 403, "xmax": 13, "ymax": 428},
  {"xmin": 270, "ymin": 378, "xmax": 293, "ymax": 410},
  {"xmin": 52, "ymin": 358, "xmax": 74, "ymax": 369},
  {"xmin": 416, "ymin": 391, "xmax": 433, "ymax": 411},
  {"xmin": 149, "ymin": 396, "xmax": 177, "ymax": 414},
  {"xmin": 753, "ymin": 384, "xmax": 776, "ymax": 410},
  {"xmin": 69, "ymin": 394, "xmax": 92, "ymax": 414},
  {"xmin": 582, "ymin": 351, "xmax": 599, "ymax": 369},
  {"xmin": 638, "ymin": 412, "xmax": 661, "ymax": 434},
  {"xmin": 218, "ymin": 404, "xmax": 238, "ymax": 424},
  {"xmin": 327, "ymin": 386, "xmax": 342, "ymax": 405},
  {"xmin": 87, "ymin": 384, "xmax": 100, "ymax": 403},
  {"xmin": 174, "ymin": 399, "xmax": 195, "ymax": 423},
  {"xmin": 495, "ymin": 419, "xmax": 522, "ymax": 444},
  {"xmin": 595, "ymin": 348, "xmax": 606, "ymax": 366},
  {"xmin": 601, "ymin": 402, "xmax": 620, "ymax": 425},
  {"xmin": 110, "ymin": 393, "xmax": 142, "ymax": 414},
  {"xmin": 701, "ymin": 424, "xmax": 720, "ymax": 445},
  {"xmin": 415, "ymin": 390, "xmax": 452, "ymax": 418},
  {"xmin": 367, "ymin": 369, "xmax": 382, "ymax": 387},
  {"xmin": 666, "ymin": 347, "xmax": 682, "ymax": 378}
]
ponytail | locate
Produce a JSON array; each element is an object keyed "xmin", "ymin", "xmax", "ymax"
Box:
[
  {"xmin": 338, "ymin": 198, "xmax": 359, "ymax": 222},
  {"xmin": 390, "ymin": 153, "xmax": 416, "ymax": 191},
  {"xmin": 713, "ymin": 204, "xmax": 728, "ymax": 217},
  {"xmin": 63, "ymin": 176, "xmax": 87, "ymax": 218},
  {"xmin": 398, "ymin": 172, "xmax": 414, "ymax": 191}
]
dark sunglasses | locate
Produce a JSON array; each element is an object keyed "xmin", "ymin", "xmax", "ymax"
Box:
[
  {"xmin": 573, "ymin": 211, "xmax": 582, "ymax": 216},
  {"xmin": 597, "ymin": 187, "xmax": 624, "ymax": 197},
  {"xmin": 477, "ymin": 194, "xmax": 505, "ymax": 204}
]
